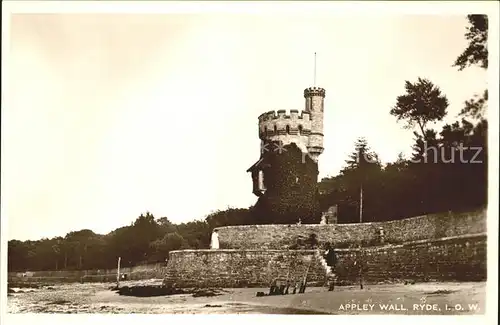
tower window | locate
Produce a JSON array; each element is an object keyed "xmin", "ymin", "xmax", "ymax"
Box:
[
  {"xmin": 258, "ymin": 170, "xmax": 265, "ymax": 191},
  {"xmin": 274, "ymin": 125, "xmax": 277, "ymax": 134},
  {"xmin": 286, "ymin": 125, "xmax": 290, "ymax": 134},
  {"xmin": 298, "ymin": 125, "xmax": 303, "ymax": 134}
]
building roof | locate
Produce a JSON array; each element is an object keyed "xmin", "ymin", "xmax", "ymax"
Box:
[{"xmin": 246, "ymin": 157, "xmax": 271, "ymax": 172}]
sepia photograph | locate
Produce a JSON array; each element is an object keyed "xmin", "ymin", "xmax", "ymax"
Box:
[{"xmin": 1, "ymin": 0, "xmax": 498, "ymax": 321}]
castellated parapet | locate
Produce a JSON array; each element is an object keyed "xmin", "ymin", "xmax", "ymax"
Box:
[
  {"xmin": 256, "ymin": 86, "xmax": 326, "ymax": 160},
  {"xmin": 304, "ymin": 86, "xmax": 326, "ymax": 98},
  {"xmin": 258, "ymin": 110, "xmax": 312, "ymax": 150}
]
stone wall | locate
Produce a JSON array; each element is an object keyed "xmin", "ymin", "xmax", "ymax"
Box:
[
  {"xmin": 164, "ymin": 233, "xmax": 486, "ymax": 288},
  {"xmin": 10, "ymin": 209, "xmax": 486, "ymax": 287},
  {"xmin": 215, "ymin": 208, "xmax": 486, "ymax": 249},
  {"xmin": 8, "ymin": 262, "xmax": 167, "ymax": 284},
  {"xmin": 334, "ymin": 233, "xmax": 486, "ymax": 285},
  {"xmin": 164, "ymin": 249, "xmax": 327, "ymax": 288}
]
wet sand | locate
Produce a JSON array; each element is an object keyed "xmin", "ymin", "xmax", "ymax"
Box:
[{"xmin": 7, "ymin": 280, "xmax": 485, "ymax": 314}]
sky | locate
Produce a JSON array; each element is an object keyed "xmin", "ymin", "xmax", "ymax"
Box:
[{"xmin": 3, "ymin": 12, "xmax": 488, "ymax": 241}]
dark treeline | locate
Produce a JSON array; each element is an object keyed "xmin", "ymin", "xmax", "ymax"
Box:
[
  {"xmin": 320, "ymin": 14, "xmax": 488, "ymax": 223},
  {"xmin": 8, "ymin": 15, "xmax": 488, "ymax": 272}
]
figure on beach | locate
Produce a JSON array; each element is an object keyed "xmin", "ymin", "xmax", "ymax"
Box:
[
  {"xmin": 210, "ymin": 229, "xmax": 219, "ymax": 249},
  {"xmin": 324, "ymin": 242, "xmax": 337, "ymax": 291}
]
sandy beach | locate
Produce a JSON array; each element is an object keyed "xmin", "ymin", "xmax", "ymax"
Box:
[{"xmin": 7, "ymin": 280, "xmax": 485, "ymax": 315}]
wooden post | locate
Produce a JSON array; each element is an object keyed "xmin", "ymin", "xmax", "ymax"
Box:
[
  {"xmin": 358, "ymin": 246, "xmax": 363, "ymax": 289},
  {"xmin": 116, "ymin": 257, "xmax": 121, "ymax": 288},
  {"xmin": 358, "ymin": 147, "xmax": 364, "ymax": 224},
  {"xmin": 300, "ymin": 256, "xmax": 313, "ymax": 293},
  {"xmin": 359, "ymin": 267, "xmax": 363, "ymax": 289},
  {"xmin": 285, "ymin": 262, "xmax": 291, "ymax": 295},
  {"xmin": 359, "ymin": 184, "xmax": 363, "ymax": 223}
]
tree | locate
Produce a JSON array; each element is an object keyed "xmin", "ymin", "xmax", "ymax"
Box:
[
  {"xmin": 205, "ymin": 208, "xmax": 252, "ymax": 229},
  {"xmin": 8, "ymin": 240, "xmax": 30, "ymax": 272},
  {"xmin": 438, "ymin": 119, "xmax": 487, "ymax": 210},
  {"xmin": 390, "ymin": 78, "xmax": 448, "ymax": 138},
  {"xmin": 107, "ymin": 226, "xmax": 135, "ymax": 266},
  {"xmin": 342, "ymin": 137, "xmax": 381, "ymax": 174},
  {"xmin": 251, "ymin": 142, "xmax": 321, "ymax": 224},
  {"xmin": 410, "ymin": 129, "xmax": 440, "ymax": 163},
  {"xmin": 386, "ymin": 152, "xmax": 409, "ymax": 173},
  {"xmin": 64, "ymin": 230, "xmax": 99, "ymax": 270},
  {"xmin": 460, "ymin": 89, "xmax": 488, "ymax": 121},
  {"xmin": 381, "ymin": 153, "xmax": 414, "ymax": 220},
  {"xmin": 341, "ymin": 138, "xmax": 382, "ymax": 198},
  {"xmin": 51, "ymin": 237, "xmax": 63, "ymax": 270},
  {"xmin": 319, "ymin": 138, "xmax": 384, "ymax": 223},
  {"xmin": 175, "ymin": 220, "xmax": 211, "ymax": 248},
  {"xmin": 453, "ymin": 14, "xmax": 488, "ymax": 71},
  {"xmin": 453, "ymin": 15, "xmax": 489, "ymax": 121},
  {"xmin": 157, "ymin": 217, "xmax": 175, "ymax": 232},
  {"xmin": 449, "ymin": 15, "xmax": 488, "ymax": 210},
  {"xmin": 125, "ymin": 212, "xmax": 163, "ymax": 264},
  {"xmin": 150, "ymin": 232, "xmax": 187, "ymax": 262}
]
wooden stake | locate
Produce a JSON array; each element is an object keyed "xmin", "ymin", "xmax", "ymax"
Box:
[
  {"xmin": 358, "ymin": 246, "xmax": 363, "ymax": 289},
  {"xmin": 116, "ymin": 257, "xmax": 121, "ymax": 288},
  {"xmin": 359, "ymin": 184, "xmax": 363, "ymax": 223}
]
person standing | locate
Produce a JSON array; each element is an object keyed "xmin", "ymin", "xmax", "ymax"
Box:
[
  {"xmin": 210, "ymin": 229, "xmax": 220, "ymax": 249},
  {"xmin": 324, "ymin": 242, "xmax": 337, "ymax": 291}
]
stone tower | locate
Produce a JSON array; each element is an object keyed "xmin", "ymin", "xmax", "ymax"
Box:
[
  {"xmin": 256, "ymin": 87, "xmax": 326, "ymax": 162},
  {"xmin": 304, "ymin": 86, "xmax": 325, "ymax": 162},
  {"xmin": 248, "ymin": 86, "xmax": 326, "ymax": 197}
]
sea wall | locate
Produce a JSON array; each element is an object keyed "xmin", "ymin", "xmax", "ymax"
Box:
[
  {"xmin": 7, "ymin": 262, "xmax": 166, "ymax": 284},
  {"xmin": 334, "ymin": 233, "xmax": 487, "ymax": 285},
  {"xmin": 10, "ymin": 209, "xmax": 486, "ymax": 287},
  {"xmin": 164, "ymin": 249, "xmax": 326, "ymax": 288},
  {"xmin": 215, "ymin": 209, "xmax": 486, "ymax": 249},
  {"xmin": 164, "ymin": 233, "xmax": 486, "ymax": 288}
]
